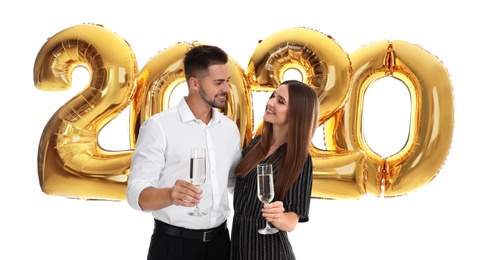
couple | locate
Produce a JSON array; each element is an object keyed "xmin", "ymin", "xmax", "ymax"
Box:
[{"xmin": 126, "ymin": 45, "xmax": 319, "ymax": 260}]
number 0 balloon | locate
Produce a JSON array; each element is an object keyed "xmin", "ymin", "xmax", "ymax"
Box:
[
  {"xmin": 33, "ymin": 25, "xmax": 454, "ymax": 200},
  {"xmin": 324, "ymin": 40, "xmax": 454, "ymax": 197}
]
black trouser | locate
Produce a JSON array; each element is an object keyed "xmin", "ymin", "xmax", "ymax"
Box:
[{"xmin": 148, "ymin": 219, "xmax": 230, "ymax": 260}]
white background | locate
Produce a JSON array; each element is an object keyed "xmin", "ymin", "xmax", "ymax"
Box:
[{"xmin": 1, "ymin": 0, "xmax": 482, "ymax": 259}]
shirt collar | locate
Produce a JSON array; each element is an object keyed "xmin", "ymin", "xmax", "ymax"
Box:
[{"xmin": 178, "ymin": 97, "xmax": 221, "ymax": 125}]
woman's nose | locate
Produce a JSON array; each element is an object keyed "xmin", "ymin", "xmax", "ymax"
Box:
[{"xmin": 267, "ymin": 99, "xmax": 275, "ymax": 107}]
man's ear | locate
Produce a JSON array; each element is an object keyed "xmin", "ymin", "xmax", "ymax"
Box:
[{"xmin": 188, "ymin": 76, "xmax": 199, "ymax": 90}]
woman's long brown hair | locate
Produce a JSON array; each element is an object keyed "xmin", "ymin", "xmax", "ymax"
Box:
[{"xmin": 235, "ymin": 80, "xmax": 319, "ymax": 201}]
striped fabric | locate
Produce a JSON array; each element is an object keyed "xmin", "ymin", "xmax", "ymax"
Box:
[{"xmin": 230, "ymin": 136, "xmax": 313, "ymax": 260}]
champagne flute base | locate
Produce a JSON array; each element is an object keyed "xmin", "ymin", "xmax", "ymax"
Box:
[
  {"xmin": 188, "ymin": 209, "xmax": 207, "ymax": 217},
  {"xmin": 258, "ymin": 227, "xmax": 279, "ymax": 235}
]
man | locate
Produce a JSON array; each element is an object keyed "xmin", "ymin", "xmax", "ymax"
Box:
[{"xmin": 127, "ymin": 45, "xmax": 242, "ymax": 260}]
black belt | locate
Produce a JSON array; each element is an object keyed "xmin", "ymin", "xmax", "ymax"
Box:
[{"xmin": 154, "ymin": 219, "xmax": 227, "ymax": 242}]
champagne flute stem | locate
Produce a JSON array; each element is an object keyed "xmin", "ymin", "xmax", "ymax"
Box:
[
  {"xmin": 264, "ymin": 203, "xmax": 270, "ymax": 230},
  {"xmin": 265, "ymin": 221, "xmax": 271, "ymax": 231}
]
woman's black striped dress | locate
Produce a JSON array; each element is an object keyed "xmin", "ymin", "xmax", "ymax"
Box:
[{"xmin": 230, "ymin": 136, "xmax": 313, "ymax": 260}]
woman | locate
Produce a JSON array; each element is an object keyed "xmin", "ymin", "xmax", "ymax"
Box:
[{"xmin": 230, "ymin": 80, "xmax": 319, "ymax": 260}]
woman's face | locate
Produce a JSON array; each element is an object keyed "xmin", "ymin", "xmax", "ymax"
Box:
[{"xmin": 263, "ymin": 84, "xmax": 289, "ymax": 126}]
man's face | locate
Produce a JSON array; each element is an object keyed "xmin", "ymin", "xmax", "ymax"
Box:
[{"xmin": 197, "ymin": 64, "xmax": 231, "ymax": 109}]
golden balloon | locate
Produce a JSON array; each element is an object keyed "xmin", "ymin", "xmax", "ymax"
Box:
[
  {"xmin": 324, "ymin": 40, "xmax": 454, "ymax": 197},
  {"xmin": 130, "ymin": 41, "xmax": 252, "ymax": 148},
  {"xmin": 247, "ymin": 27, "xmax": 366, "ymax": 199},
  {"xmin": 33, "ymin": 24, "xmax": 138, "ymax": 200}
]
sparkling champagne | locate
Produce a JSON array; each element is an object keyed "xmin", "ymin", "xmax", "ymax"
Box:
[
  {"xmin": 190, "ymin": 157, "xmax": 206, "ymax": 186},
  {"xmin": 257, "ymin": 174, "xmax": 274, "ymax": 204}
]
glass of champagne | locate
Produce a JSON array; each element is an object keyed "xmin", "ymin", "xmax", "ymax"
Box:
[
  {"xmin": 257, "ymin": 163, "xmax": 279, "ymax": 234},
  {"xmin": 188, "ymin": 148, "xmax": 207, "ymax": 216}
]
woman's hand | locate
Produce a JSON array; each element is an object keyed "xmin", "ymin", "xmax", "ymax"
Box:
[
  {"xmin": 262, "ymin": 201, "xmax": 299, "ymax": 232},
  {"xmin": 262, "ymin": 201, "xmax": 285, "ymax": 222}
]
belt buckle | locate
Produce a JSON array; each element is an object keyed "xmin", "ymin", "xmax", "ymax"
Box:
[{"xmin": 203, "ymin": 231, "xmax": 210, "ymax": 242}]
